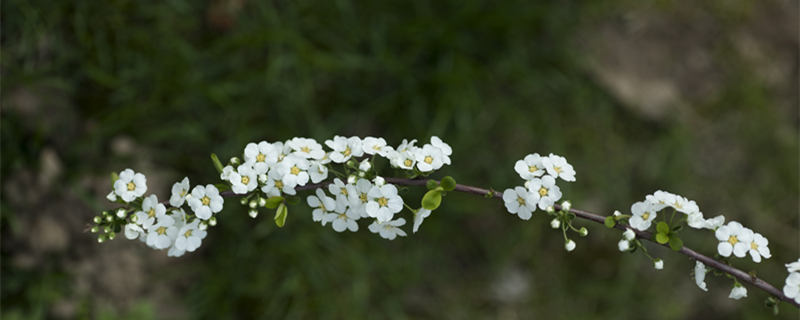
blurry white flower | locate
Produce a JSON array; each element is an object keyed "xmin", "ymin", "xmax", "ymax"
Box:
[
  {"xmin": 502, "ymin": 187, "xmax": 539, "ymax": 220},
  {"xmin": 307, "ymin": 188, "xmax": 336, "ymax": 225},
  {"xmin": 541, "ymin": 154, "xmax": 576, "ymax": 182},
  {"xmin": 279, "ymin": 156, "xmax": 310, "ymax": 188},
  {"xmin": 135, "ymin": 194, "xmax": 167, "ymax": 230},
  {"xmin": 565, "ymin": 240, "xmax": 576, "ymax": 252},
  {"xmin": 146, "ymin": 215, "xmax": 177, "ymax": 250},
  {"xmin": 694, "ymin": 261, "xmax": 708, "ymax": 292},
  {"xmin": 783, "ymin": 272, "xmax": 800, "ymax": 304},
  {"xmin": 715, "ymin": 221, "xmax": 750, "ymax": 258},
  {"xmin": 745, "ymin": 231, "xmax": 771, "ymax": 263},
  {"xmin": 287, "ymin": 137, "xmax": 325, "ymax": 160},
  {"xmin": 617, "ymin": 240, "xmax": 630, "ymax": 252},
  {"xmin": 703, "ymin": 215, "xmax": 725, "ymax": 230},
  {"xmin": 106, "ymin": 191, "xmax": 117, "ymax": 202},
  {"xmin": 430, "ymin": 136, "xmax": 452, "ymax": 165},
  {"xmin": 188, "ymin": 184, "xmax": 224, "ymax": 220},
  {"xmin": 525, "ymin": 175, "xmax": 562, "ymax": 210},
  {"xmin": 728, "ymin": 285, "xmax": 747, "ymax": 300},
  {"xmin": 414, "ymin": 144, "xmax": 445, "ymax": 172},
  {"xmin": 124, "ymin": 223, "xmax": 145, "ymax": 241},
  {"xmin": 308, "ymin": 160, "xmax": 329, "ymax": 183},
  {"xmin": 368, "ymin": 218, "xmax": 407, "ymax": 240},
  {"xmin": 113, "ymin": 168, "xmax": 147, "ymax": 202},
  {"xmin": 261, "ymin": 169, "xmax": 295, "ymax": 197},
  {"xmin": 328, "ymin": 207, "xmax": 360, "ymax": 232},
  {"xmin": 623, "ymin": 228, "xmax": 636, "ymax": 241},
  {"xmin": 654, "ymin": 259, "xmax": 664, "ymax": 270},
  {"xmin": 175, "ymin": 220, "xmax": 207, "ymax": 252},
  {"xmin": 229, "ymin": 163, "xmax": 258, "ymax": 194},
  {"xmin": 362, "ymin": 137, "xmax": 390, "ymax": 157},
  {"xmin": 359, "ymin": 159, "xmax": 372, "ymax": 172},
  {"xmin": 413, "ymin": 208, "xmax": 432, "ymax": 233},
  {"xmin": 365, "ymin": 184, "xmax": 403, "ymax": 222},
  {"xmin": 325, "ymin": 136, "xmax": 363, "ymax": 163},
  {"xmin": 514, "ymin": 153, "xmax": 545, "ymax": 180},
  {"xmin": 629, "ymin": 201, "xmax": 657, "ymax": 231},
  {"xmin": 346, "ymin": 178, "xmax": 373, "ymax": 218},
  {"xmin": 244, "ymin": 141, "xmax": 277, "ymax": 174},
  {"xmin": 169, "ymin": 177, "xmax": 191, "ymax": 207},
  {"xmin": 787, "ymin": 259, "xmax": 800, "ymax": 273}
]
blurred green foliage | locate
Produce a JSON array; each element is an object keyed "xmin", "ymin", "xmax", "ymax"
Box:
[{"xmin": 2, "ymin": 0, "xmax": 797, "ymax": 319}]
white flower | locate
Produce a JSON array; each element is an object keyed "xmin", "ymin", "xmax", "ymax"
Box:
[
  {"xmin": 261, "ymin": 169, "xmax": 295, "ymax": 196},
  {"xmin": 328, "ymin": 207, "xmax": 360, "ymax": 232},
  {"xmin": 414, "ymin": 144, "xmax": 445, "ymax": 172},
  {"xmin": 220, "ymin": 165, "xmax": 235, "ymax": 181},
  {"xmin": 389, "ymin": 149, "xmax": 416, "ymax": 170},
  {"xmin": 373, "ymin": 176, "xmax": 385, "ymax": 186},
  {"xmin": 525, "ymin": 176, "xmax": 562, "ymax": 210},
  {"xmin": 146, "ymin": 215, "xmax": 177, "ymax": 249},
  {"xmin": 135, "ymin": 195, "xmax": 167, "ymax": 230},
  {"xmin": 629, "ymin": 201, "xmax": 658, "ymax": 231},
  {"xmin": 168, "ymin": 246, "xmax": 186, "ymax": 257},
  {"xmin": 565, "ymin": 240, "xmax": 576, "ymax": 252},
  {"xmin": 188, "ymin": 184, "xmax": 224, "ymax": 220},
  {"xmin": 308, "ymin": 160, "xmax": 329, "ymax": 183},
  {"xmin": 244, "ymin": 141, "xmax": 277, "ymax": 174},
  {"xmin": 174, "ymin": 220, "xmax": 207, "ymax": 252},
  {"xmin": 541, "ymin": 154, "xmax": 576, "ymax": 182},
  {"xmin": 715, "ymin": 221, "xmax": 751, "ymax": 258},
  {"xmin": 362, "ymin": 137, "xmax": 391, "ymax": 157},
  {"xmin": 396, "ymin": 138, "xmax": 418, "ymax": 153},
  {"xmin": 286, "ymin": 137, "xmax": 325, "ymax": 160},
  {"xmin": 307, "ymin": 188, "xmax": 337, "ymax": 225},
  {"xmin": 729, "ymin": 285, "xmax": 747, "ymax": 300},
  {"xmin": 550, "ymin": 218, "xmax": 560, "ymax": 229},
  {"xmin": 325, "ymin": 136, "xmax": 363, "ymax": 163},
  {"xmin": 703, "ymin": 215, "xmax": 725, "ymax": 230},
  {"xmin": 346, "ymin": 178, "xmax": 373, "ymax": 218},
  {"xmin": 278, "ymin": 156, "xmax": 310, "ymax": 187},
  {"xmin": 787, "ymin": 259, "xmax": 800, "ymax": 273},
  {"xmin": 413, "ymin": 208, "xmax": 432, "ymax": 233},
  {"xmin": 365, "ymin": 184, "xmax": 403, "ymax": 222},
  {"xmin": 368, "ymin": 218, "xmax": 407, "ymax": 240},
  {"xmin": 783, "ymin": 272, "xmax": 800, "ymax": 304},
  {"xmin": 623, "ymin": 228, "xmax": 636, "ymax": 241},
  {"xmin": 124, "ymin": 223, "xmax": 145, "ymax": 240},
  {"xmin": 106, "ymin": 191, "xmax": 117, "ymax": 202},
  {"xmin": 113, "ymin": 169, "xmax": 147, "ymax": 202},
  {"xmin": 645, "ymin": 190, "xmax": 675, "ymax": 211},
  {"xmin": 430, "ymin": 136, "xmax": 452, "ymax": 164},
  {"xmin": 618, "ymin": 240, "xmax": 630, "ymax": 252},
  {"xmin": 328, "ymin": 178, "xmax": 351, "ymax": 207},
  {"xmin": 514, "ymin": 153, "xmax": 546, "ymax": 180},
  {"xmin": 169, "ymin": 177, "xmax": 191, "ymax": 207},
  {"xmin": 694, "ymin": 261, "xmax": 708, "ymax": 292},
  {"xmin": 744, "ymin": 231, "xmax": 771, "ymax": 263},
  {"xmin": 358, "ymin": 159, "xmax": 372, "ymax": 172},
  {"xmin": 502, "ymin": 187, "xmax": 539, "ymax": 220},
  {"xmin": 654, "ymin": 259, "xmax": 664, "ymax": 270},
  {"xmin": 229, "ymin": 163, "xmax": 258, "ymax": 194},
  {"xmin": 613, "ymin": 210, "xmax": 622, "ymax": 217}
]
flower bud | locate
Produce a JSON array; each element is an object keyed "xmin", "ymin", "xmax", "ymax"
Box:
[
  {"xmin": 104, "ymin": 226, "xmax": 112, "ymax": 233},
  {"xmin": 90, "ymin": 226, "xmax": 99, "ymax": 233},
  {"xmin": 131, "ymin": 215, "xmax": 139, "ymax": 223},
  {"xmin": 93, "ymin": 216, "xmax": 102, "ymax": 224},
  {"xmin": 97, "ymin": 235, "xmax": 106, "ymax": 243},
  {"xmin": 359, "ymin": 159, "xmax": 371, "ymax": 172},
  {"xmin": 199, "ymin": 222, "xmax": 208, "ymax": 230},
  {"xmin": 258, "ymin": 197, "xmax": 267, "ymax": 207},
  {"xmin": 623, "ymin": 228, "xmax": 635, "ymax": 241},
  {"xmin": 116, "ymin": 208, "xmax": 126, "ymax": 218},
  {"xmin": 561, "ymin": 201, "xmax": 572, "ymax": 211},
  {"xmin": 550, "ymin": 218, "xmax": 560, "ymax": 229},
  {"xmin": 346, "ymin": 159, "xmax": 356, "ymax": 168},
  {"xmin": 230, "ymin": 157, "xmax": 241, "ymax": 165},
  {"xmin": 209, "ymin": 216, "xmax": 217, "ymax": 226},
  {"xmin": 613, "ymin": 210, "xmax": 622, "ymax": 217},
  {"xmin": 347, "ymin": 175, "xmax": 356, "ymax": 184},
  {"xmin": 258, "ymin": 174, "xmax": 268, "ymax": 184},
  {"xmin": 108, "ymin": 232, "xmax": 116, "ymax": 240},
  {"xmin": 654, "ymin": 259, "xmax": 664, "ymax": 270},
  {"xmin": 617, "ymin": 240, "xmax": 630, "ymax": 252},
  {"xmin": 578, "ymin": 227, "xmax": 588, "ymax": 237},
  {"xmin": 565, "ymin": 240, "xmax": 576, "ymax": 252},
  {"xmin": 373, "ymin": 176, "xmax": 385, "ymax": 186},
  {"xmin": 358, "ymin": 171, "xmax": 365, "ymax": 177},
  {"xmin": 249, "ymin": 200, "xmax": 258, "ymax": 209},
  {"xmin": 546, "ymin": 206, "xmax": 555, "ymax": 213},
  {"xmin": 249, "ymin": 209, "xmax": 258, "ymax": 218},
  {"xmin": 240, "ymin": 198, "xmax": 248, "ymax": 205},
  {"xmin": 105, "ymin": 215, "xmax": 114, "ymax": 222}
]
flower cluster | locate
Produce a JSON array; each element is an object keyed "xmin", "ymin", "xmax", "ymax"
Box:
[
  {"xmin": 714, "ymin": 221, "xmax": 771, "ymax": 263},
  {"xmin": 503, "ymin": 153, "xmax": 574, "ymax": 220},
  {"xmin": 783, "ymin": 259, "xmax": 800, "ymax": 305},
  {"xmin": 93, "ymin": 171, "xmax": 215, "ymax": 257},
  {"xmin": 627, "ymin": 190, "xmax": 723, "ymax": 232}
]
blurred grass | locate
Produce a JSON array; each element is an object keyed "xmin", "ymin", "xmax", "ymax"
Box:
[{"xmin": 2, "ymin": 0, "xmax": 798, "ymax": 319}]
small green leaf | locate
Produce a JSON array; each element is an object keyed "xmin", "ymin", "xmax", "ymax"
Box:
[
  {"xmin": 210, "ymin": 153, "xmax": 224, "ymax": 174},
  {"xmin": 668, "ymin": 236, "xmax": 683, "ymax": 251},
  {"xmin": 604, "ymin": 216, "xmax": 616, "ymax": 228},
  {"xmin": 656, "ymin": 222, "xmax": 669, "ymax": 234},
  {"xmin": 264, "ymin": 196, "xmax": 284, "ymax": 209},
  {"xmin": 274, "ymin": 203, "xmax": 288, "ymax": 227},
  {"xmin": 426, "ymin": 179, "xmax": 439, "ymax": 190},
  {"xmin": 440, "ymin": 176, "xmax": 456, "ymax": 191},
  {"xmin": 110, "ymin": 172, "xmax": 119, "ymax": 184},
  {"xmin": 655, "ymin": 233, "xmax": 669, "ymax": 244},
  {"xmin": 421, "ymin": 189, "xmax": 443, "ymax": 210}
]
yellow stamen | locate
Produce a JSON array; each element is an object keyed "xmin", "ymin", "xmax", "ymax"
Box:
[
  {"xmin": 156, "ymin": 226, "xmax": 167, "ymax": 235},
  {"xmin": 403, "ymin": 159, "xmax": 413, "ymax": 167},
  {"xmin": 340, "ymin": 188, "xmax": 348, "ymax": 195},
  {"xmin": 516, "ymin": 197, "xmax": 525, "ymax": 206},
  {"xmin": 642, "ymin": 212, "xmax": 650, "ymax": 220},
  {"xmin": 528, "ymin": 165, "xmax": 538, "ymax": 173},
  {"xmin": 241, "ymin": 176, "xmax": 250, "ymax": 184},
  {"xmin": 256, "ymin": 153, "xmax": 266, "ymax": 162},
  {"xmin": 554, "ymin": 166, "xmax": 563, "ymax": 174},
  {"xmin": 538, "ymin": 187, "xmax": 548, "ymax": 197},
  {"xmin": 750, "ymin": 242, "xmax": 758, "ymax": 250},
  {"xmin": 343, "ymin": 147, "xmax": 351, "ymax": 157},
  {"xmin": 301, "ymin": 146, "xmax": 310, "ymax": 153},
  {"xmin": 378, "ymin": 197, "xmax": 388, "ymax": 207},
  {"xmin": 290, "ymin": 166, "xmax": 300, "ymax": 175},
  {"xmin": 201, "ymin": 196, "xmax": 211, "ymax": 206},
  {"xmin": 424, "ymin": 156, "xmax": 433, "ymax": 164},
  {"xmin": 359, "ymin": 193, "xmax": 368, "ymax": 203},
  {"xmin": 127, "ymin": 182, "xmax": 136, "ymax": 191},
  {"xmin": 728, "ymin": 235, "xmax": 738, "ymax": 245},
  {"xmin": 275, "ymin": 181, "xmax": 284, "ymax": 189},
  {"xmin": 147, "ymin": 208, "xmax": 155, "ymax": 218},
  {"xmin": 184, "ymin": 229, "xmax": 193, "ymax": 237}
]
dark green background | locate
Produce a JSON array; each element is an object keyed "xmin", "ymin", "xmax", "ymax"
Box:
[{"xmin": 2, "ymin": 0, "xmax": 798, "ymax": 319}]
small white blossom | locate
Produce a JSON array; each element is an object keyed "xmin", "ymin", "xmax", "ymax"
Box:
[
  {"xmin": 618, "ymin": 240, "xmax": 630, "ymax": 252},
  {"xmin": 328, "ymin": 178, "xmax": 351, "ymax": 207},
  {"xmin": 287, "ymin": 137, "xmax": 325, "ymax": 160},
  {"xmin": 525, "ymin": 175, "xmax": 562, "ymax": 210},
  {"xmin": 229, "ymin": 163, "xmax": 258, "ymax": 194},
  {"xmin": 502, "ymin": 187, "xmax": 539, "ymax": 220},
  {"xmin": 413, "ymin": 208, "xmax": 432, "ymax": 233},
  {"xmin": 783, "ymin": 272, "xmax": 800, "ymax": 304},
  {"xmin": 358, "ymin": 159, "xmax": 372, "ymax": 172},
  {"xmin": 629, "ymin": 201, "xmax": 658, "ymax": 231},
  {"xmin": 146, "ymin": 215, "xmax": 177, "ymax": 250},
  {"xmin": 328, "ymin": 206, "xmax": 360, "ymax": 232},
  {"xmin": 124, "ymin": 223, "xmax": 145, "ymax": 241},
  {"xmin": 668, "ymin": 195, "xmax": 699, "ymax": 215},
  {"xmin": 261, "ymin": 169, "xmax": 295, "ymax": 196},
  {"xmin": 514, "ymin": 153, "xmax": 546, "ymax": 180},
  {"xmin": 113, "ymin": 169, "xmax": 147, "ymax": 202},
  {"xmin": 188, "ymin": 184, "xmax": 224, "ymax": 220},
  {"xmin": 645, "ymin": 190, "xmax": 675, "ymax": 211},
  {"xmin": 414, "ymin": 144, "xmax": 445, "ymax": 172},
  {"xmin": 368, "ymin": 218, "xmax": 407, "ymax": 240},
  {"xmin": 325, "ymin": 136, "xmax": 363, "ymax": 163},
  {"xmin": 744, "ymin": 231, "xmax": 771, "ymax": 263},
  {"xmin": 728, "ymin": 285, "xmax": 747, "ymax": 300},
  {"xmin": 362, "ymin": 137, "xmax": 391, "ymax": 157},
  {"xmin": 613, "ymin": 210, "xmax": 622, "ymax": 217},
  {"xmin": 703, "ymin": 215, "xmax": 725, "ymax": 230},
  {"xmin": 244, "ymin": 141, "xmax": 277, "ymax": 174},
  {"xmin": 541, "ymin": 154, "xmax": 576, "ymax": 182},
  {"xmin": 307, "ymin": 188, "xmax": 337, "ymax": 225},
  {"xmin": 694, "ymin": 261, "xmax": 708, "ymax": 292},
  {"xmin": 346, "ymin": 178, "xmax": 373, "ymax": 218},
  {"xmin": 278, "ymin": 156, "xmax": 310, "ymax": 188},
  {"xmin": 174, "ymin": 220, "xmax": 207, "ymax": 252},
  {"xmin": 550, "ymin": 218, "xmax": 560, "ymax": 229},
  {"xmin": 308, "ymin": 160, "xmax": 328, "ymax": 183},
  {"xmin": 389, "ymin": 149, "xmax": 416, "ymax": 170},
  {"xmin": 365, "ymin": 184, "xmax": 403, "ymax": 222},
  {"xmin": 169, "ymin": 177, "xmax": 191, "ymax": 207},
  {"xmin": 654, "ymin": 259, "xmax": 664, "ymax": 270},
  {"xmin": 373, "ymin": 176, "xmax": 385, "ymax": 186},
  {"xmin": 106, "ymin": 191, "xmax": 117, "ymax": 202},
  {"xmin": 430, "ymin": 136, "xmax": 452, "ymax": 165},
  {"xmin": 135, "ymin": 195, "xmax": 167, "ymax": 230},
  {"xmin": 220, "ymin": 165, "xmax": 235, "ymax": 181},
  {"xmin": 787, "ymin": 259, "xmax": 800, "ymax": 273},
  {"xmin": 565, "ymin": 240, "xmax": 576, "ymax": 252},
  {"xmin": 715, "ymin": 221, "xmax": 750, "ymax": 258},
  {"xmin": 623, "ymin": 228, "xmax": 636, "ymax": 241}
]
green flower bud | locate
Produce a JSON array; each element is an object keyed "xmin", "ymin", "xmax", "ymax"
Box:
[
  {"xmin": 258, "ymin": 197, "xmax": 267, "ymax": 207},
  {"xmin": 209, "ymin": 217, "xmax": 217, "ymax": 226},
  {"xmin": 579, "ymin": 227, "xmax": 588, "ymax": 237},
  {"xmin": 249, "ymin": 200, "xmax": 258, "ymax": 209},
  {"xmin": 116, "ymin": 208, "xmax": 126, "ymax": 218},
  {"xmin": 90, "ymin": 226, "xmax": 99, "ymax": 233},
  {"xmin": 108, "ymin": 232, "xmax": 116, "ymax": 240},
  {"xmin": 230, "ymin": 157, "xmax": 241, "ymax": 165},
  {"xmin": 93, "ymin": 216, "xmax": 102, "ymax": 224},
  {"xmin": 97, "ymin": 235, "xmax": 106, "ymax": 243},
  {"xmin": 249, "ymin": 209, "xmax": 258, "ymax": 218},
  {"xmin": 240, "ymin": 198, "xmax": 248, "ymax": 205},
  {"xmin": 105, "ymin": 215, "xmax": 114, "ymax": 222}
]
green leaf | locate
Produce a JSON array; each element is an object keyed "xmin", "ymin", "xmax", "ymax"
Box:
[
  {"xmin": 655, "ymin": 233, "xmax": 669, "ymax": 244},
  {"xmin": 214, "ymin": 183, "xmax": 230, "ymax": 192},
  {"xmin": 421, "ymin": 189, "xmax": 443, "ymax": 210},
  {"xmin": 110, "ymin": 172, "xmax": 119, "ymax": 184},
  {"xmin": 426, "ymin": 179, "xmax": 439, "ymax": 190},
  {"xmin": 668, "ymin": 236, "xmax": 683, "ymax": 251},
  {"xmin": 274, "ymin": 203, "xmax": 288, "ymax": 227},
  {"xmin": 440, "ymin": 176, "xmax": 456, "ymax": 191},
  {"xmin": 604, "ymin": 216, "xmax": 616, "ymax": 228},
  {"xmin": 210, "ymin": 153, "xmax": 224, "ymax": 174},
  {"xmin": 264, "ymin": 196, "xmax": 284, "ymax": 209},
  {"xmin": 656, "ymin": 222, "xmax": 669, "ymax": 234}
]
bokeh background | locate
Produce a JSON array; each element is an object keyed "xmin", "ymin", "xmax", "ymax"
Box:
[{"xmin": 2, "ymin": 0, "xmax": 798, "ymax": 319}]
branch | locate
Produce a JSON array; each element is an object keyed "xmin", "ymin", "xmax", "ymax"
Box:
[{"xmin": 380, "ymin": 177, "xmax": 797, "ymax": 308}]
